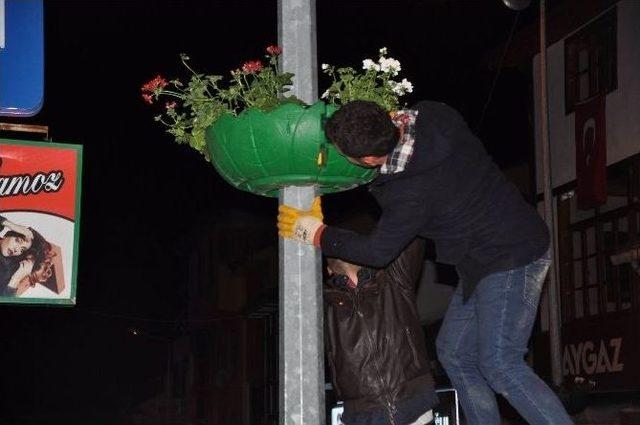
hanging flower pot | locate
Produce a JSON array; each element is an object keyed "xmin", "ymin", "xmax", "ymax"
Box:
[
  {"xmin": 142, "ymin": 45, "xmax": 412, "ymax": 196},
  {"xmin": 205, "ymin": 101, "xmax": 375, "ymax": 197}
]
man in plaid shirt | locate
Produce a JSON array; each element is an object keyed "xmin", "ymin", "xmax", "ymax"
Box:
[{"xmin": 278, "ymin": 100, "xmax": 573, "ymax": 425}]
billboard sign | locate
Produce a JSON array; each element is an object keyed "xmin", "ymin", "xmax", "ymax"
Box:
[
  {"xmin": 0, "ymin": 138, "xmax": 82, "ymax": 305},
  {"xmin": 0, "ymin": 0, "xmax": 45, "ymax": 117}
]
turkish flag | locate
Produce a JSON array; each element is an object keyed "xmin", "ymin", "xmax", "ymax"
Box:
[{"xmin": 575, "ymin": 95, "xmax": 607, "ymax": 210}]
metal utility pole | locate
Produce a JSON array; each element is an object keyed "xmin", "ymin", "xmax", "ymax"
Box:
[
  {"xmin": 277, "ymin": 0, "xmax": 325, "ymax": 424},
  {"xmin": 501, "ymin": 0, "xmax": 563, "ymax": 389},
  {"xmin": 538, "ymin": 0, "xmax": 563, "ymax": 386}
]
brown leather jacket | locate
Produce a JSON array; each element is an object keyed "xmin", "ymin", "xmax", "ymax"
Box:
[{"xmin": 324, "ymin": 239, "xmax": 436, "ymax": 418}]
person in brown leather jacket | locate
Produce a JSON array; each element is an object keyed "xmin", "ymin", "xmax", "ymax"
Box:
[{"xmin": 324, "ymin": 238, "xmax": 437, "ymax": 425}]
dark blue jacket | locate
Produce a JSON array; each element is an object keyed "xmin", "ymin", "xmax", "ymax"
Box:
[{"xmin": 321, "ymin": 101, "xmax": 549, "ymax": 299}]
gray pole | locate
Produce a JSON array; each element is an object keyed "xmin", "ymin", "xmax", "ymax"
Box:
[
  {"xmin": 538, "ymin": 0, "xmax": 563, "ymax": 386},
  {"xmin": 277, "ymin": 1, "xmax": 325, "ymax": 424}
]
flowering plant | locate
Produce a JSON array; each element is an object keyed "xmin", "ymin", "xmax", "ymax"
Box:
[
  {"xmin": 321, "ymin": 47, "xmax": 413, "ymax": 112},
  {"xmin": 142, "ymin": 46, "xmax": 412, "ymax": 158},
  {"xmin": 142, "ymin": 45, "xmax": 296, "ymax": 157}
]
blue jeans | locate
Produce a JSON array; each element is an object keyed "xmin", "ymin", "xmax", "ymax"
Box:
[{"xmin": 436, "ymin": 252, "xmax": 573, "ymax": 424}]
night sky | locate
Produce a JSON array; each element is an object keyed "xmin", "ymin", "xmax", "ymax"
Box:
[{"xmin": 0, "ymin": 0, "xmax": 546, "ymax": 422}]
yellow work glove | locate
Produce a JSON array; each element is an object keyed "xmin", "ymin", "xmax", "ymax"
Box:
[{"xmin": 278, "ymin": 196, "xmax": 326, "ymax": 246}]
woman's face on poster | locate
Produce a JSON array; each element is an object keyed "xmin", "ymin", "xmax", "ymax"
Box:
[{"xmin": 0, "ymin": 235, "xmax": 32, "ymax": 257}]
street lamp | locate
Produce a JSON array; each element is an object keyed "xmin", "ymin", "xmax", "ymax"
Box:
[{"xmin": 501, "ymin": 0, "xmax": 531, "ymax": 10}]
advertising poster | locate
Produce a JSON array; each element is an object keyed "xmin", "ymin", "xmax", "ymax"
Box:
[{"xmin": 0, "ymin": 138, "xmax": 82, "ymax": 305}]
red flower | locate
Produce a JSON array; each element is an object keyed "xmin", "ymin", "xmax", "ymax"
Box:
[
  {"xmin": 141, "ymin": 75, "xmax": 168, "ymax": 93},
  {"xmin": 266, "ymin": 45, "xmax": 282, "ymax": 56},
  {"xmin": 241, "ymin": 60, "xmax": 263, "ymax": 74},
  {"xmin": 142, "ymin": 93, "xmax": 154, "ymax": 104},
  {"xmin": 165, "ymin": 101, "xmax": 176, "ymax": 110}
]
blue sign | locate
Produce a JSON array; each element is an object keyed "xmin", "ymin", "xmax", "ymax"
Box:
[{"xmin": 0, "ymin": 0, "xmax": 44, "ymax": 117}]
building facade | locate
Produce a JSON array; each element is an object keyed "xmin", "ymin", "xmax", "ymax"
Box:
[
  {"xmin": 531, "ymin": 0, "xmax": 640, "ymax": 392},
  {"xmin": 166, "ymin": 210, "xmax": 279, "ymax": 425}
]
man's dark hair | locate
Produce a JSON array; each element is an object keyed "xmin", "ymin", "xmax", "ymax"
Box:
[{"xmin": 324, "ymin": 100, "xmax": 399, "ymax": 158}]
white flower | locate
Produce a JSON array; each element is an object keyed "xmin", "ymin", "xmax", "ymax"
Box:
[
  {"xmin": 321, "ymin": 63, "xmax": 330, "ymax": 70},
  {"xmin": 400, "ymin": 78, "xmax": 413, "ymax": 93},
  {"xmin": 321, "ymin": 89, "xmax": 339, "ymax": 99},
  {"xmin": 388, "ymin": 80, "xmax": 405, "ymax": 95},
  {"xmin": 379, "ymin": 57, "xmax": 401, "ymax": 76},
  {"xmin": 379, "ymin": 47, "xmax": 388, "ymax": 56},
  {"xmin": 388, "ymin": 79, "xmax": 412, "ymax": 96},
  {"xmin": 362, "ymin": 59, "xmax": 380, "ymax": 71}
]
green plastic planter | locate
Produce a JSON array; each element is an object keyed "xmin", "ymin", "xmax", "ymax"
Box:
[{"xmin": 205, "ymin": 101, "xmax": 376, "ymax": 197}]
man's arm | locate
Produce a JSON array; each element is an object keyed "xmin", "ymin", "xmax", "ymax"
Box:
[
  {"xmin": 384, "ymin": 238, "xmax": 426, "ymax": 291},
  {"xmin": 320, "ymin": 187, "xmax": 428, "ymax": 268}
]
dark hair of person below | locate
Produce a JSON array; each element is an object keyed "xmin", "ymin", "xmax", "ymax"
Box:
[{"xmin": 324, "ymin": 100, "xmax": 399, "ymax": 158}]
